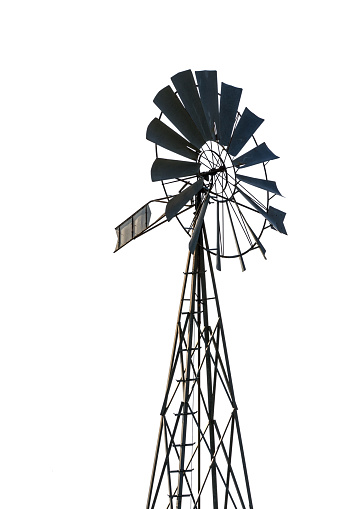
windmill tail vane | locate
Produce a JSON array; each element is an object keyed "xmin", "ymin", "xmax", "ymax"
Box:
[{"xmin": 114, "ymin": 69, "xmax": 287, "ymax": 508}]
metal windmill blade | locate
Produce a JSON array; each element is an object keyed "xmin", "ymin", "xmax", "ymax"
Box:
[
  {"xmin": 146, "ymin": 69, "xmax": 286, "ymax": 272},
  {"xmin": 115, "ymin": 70, "xmax": 287, "ymax": 509}
]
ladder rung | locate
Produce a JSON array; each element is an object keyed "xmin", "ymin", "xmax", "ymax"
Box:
[
  {"xmin": 169, "ymin": 494, "xmax": 191, "ymax": 498},
  {"xmin": 183, "ymin": 271, "xmax": 206, "ymax": 275},
  {"xmin": 174, "ymin": 411, "xmax": 198, "ymax": 416},
  {"xmin": 175, "ymin": 377, "xmax": 199, "ymax": 382},
  {"xmin": 174, "ymin": 442, "xmax": 195, "ymax": 447},
  {"xmin": 179, "ymin": 347, "xmax": 201, "ymax": 352},
  {"xmin": 170, "ymin": 468, "xmax": 194, "ymax": 473}
]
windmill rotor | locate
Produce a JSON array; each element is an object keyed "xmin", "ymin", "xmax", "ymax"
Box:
[{"xmin": 146, "ymin": 69, "xmax": 286, "ymax": 271}]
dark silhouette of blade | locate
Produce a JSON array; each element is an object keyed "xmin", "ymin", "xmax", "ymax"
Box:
[
  {"xmin": 232, "ymin": 143, "xmax": 279, "ymax": 168},
  {"xmin": 166, "ymin": 179, "xmax": 204, "ymax": 222},
  {"xmin": 238, "ymin": 190, "xmax": 287, "ymax": 234},
  {"xmin": 171, "ymin": 70, "xmax": 212, "ymax": 142},
  {"xmin": 153, "ymin": 86, "xmax": 205, "ymax": 149},
  {"xmin": 228, "ymin": 108, "xmax": 264, "ymax": 157},
  {"xmin": 146, "ymin": 118, "xmax": 199, "ymax": 161},
  {"xmin": 267, "ymin": 207, "xmax": 287, "ymax": 235},
  {"xmin": 189, "ymin": 196, "xmax": 209, "ymax": 254},
  {"xmin": 237, "ymin": 174, "xmax": 282, "ymax": 195},
  {"xmin": 151, "ymin": 158, "xmax": 200, "ymax": 182},
  {"xmin": 219, "ymin": 83, "xmax": 242, "ymax": 147},
  {"xmin": 195, "ymin": 70, "xmax": 219, "ymax": 140}
]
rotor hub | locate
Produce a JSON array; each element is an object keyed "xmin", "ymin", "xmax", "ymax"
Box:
[{"xmin": 198, "ymin": 141, "xmax": 236, "ymax": 201}]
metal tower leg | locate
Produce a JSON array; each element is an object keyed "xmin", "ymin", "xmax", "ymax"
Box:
[
  {"xmin": 197, "ymin": 238, "xmax": 218, "ymax": 509},
  {"xmin": 176, "ymin": 246, "xmax": 199, "ymax": 509},
  {"xmin": 203, "ymin": 226, "xmax": 254, "ymax": 509}
]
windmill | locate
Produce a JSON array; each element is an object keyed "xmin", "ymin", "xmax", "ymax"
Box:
[{"xmin": 114, "ymin": 70, "xmax": 286, "ymax": 509}]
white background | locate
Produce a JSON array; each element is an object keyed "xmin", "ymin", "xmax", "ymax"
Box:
[{"xmin": 0, "ymin": 1, "xmax": 338, "ymax": 508}]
